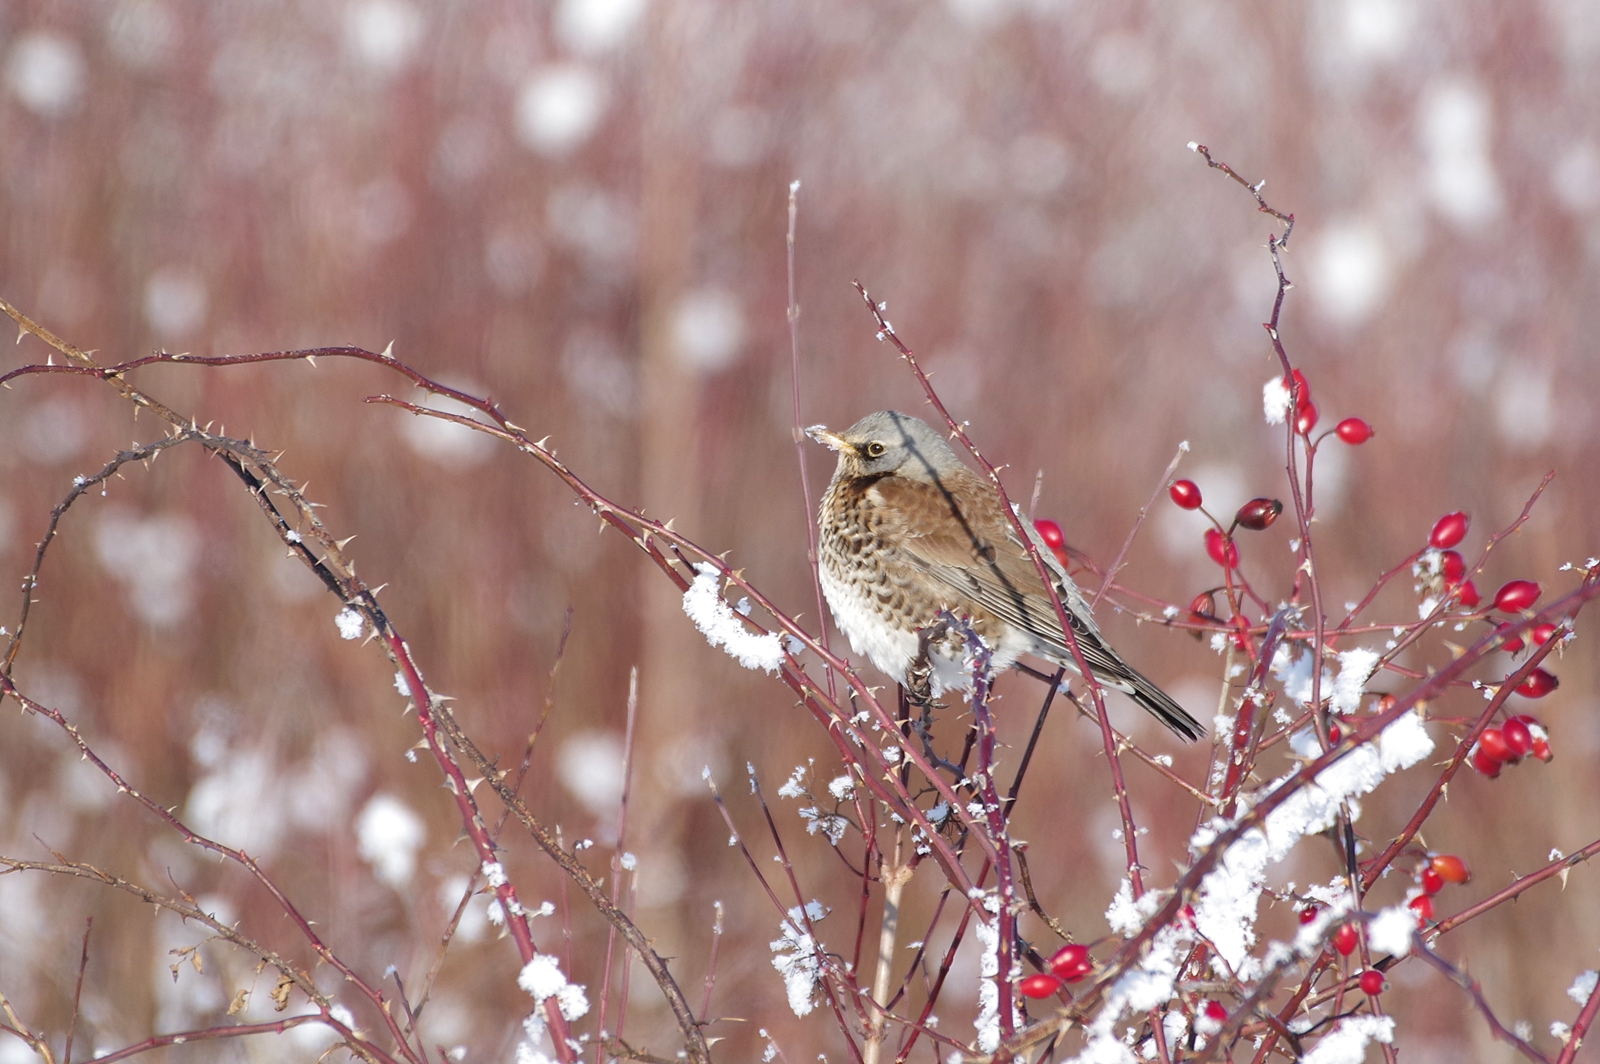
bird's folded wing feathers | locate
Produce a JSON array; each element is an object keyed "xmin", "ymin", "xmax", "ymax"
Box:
[
  {"xmin": 871, "ymin": 473, "xmax": 1204, "ymax": 741},
  {"xmin": 871, "ymin": 473, "xmax": 1131, "ymax": 683}
]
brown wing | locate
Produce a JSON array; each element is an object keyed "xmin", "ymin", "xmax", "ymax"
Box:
[{"xmin": 870, "ymin": 470, "xmax": 1204, "ymax": 741}]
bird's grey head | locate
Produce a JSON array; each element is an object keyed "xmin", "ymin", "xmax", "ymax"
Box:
[{"xmin": 806, "ymin": 411, "xmax": 964, "ymax": 483}]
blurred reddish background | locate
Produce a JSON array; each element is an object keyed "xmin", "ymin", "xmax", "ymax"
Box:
[{"xmin": 0, "ymin": 1, "xmax": 1597, "ymax": 1060}]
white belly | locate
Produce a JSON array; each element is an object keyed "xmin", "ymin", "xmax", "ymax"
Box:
[{"xmin": 819, "ymin": 566, "xmax": 1032, "ymax": 696}]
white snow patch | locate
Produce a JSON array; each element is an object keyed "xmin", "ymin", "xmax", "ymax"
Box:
[
  {"xmin": 683, "ymin": 564, "xmax": 785, "ymax": 672},
  {"xmin": 1330, "ymin": 648, "xmax": 1380, "ymax": 715},
  {"xmin": 356, "ymin": 794, "xmax": 425, "ymax": 887},
  {"xmin": 1263, "ymin": 376, "xmax": 1292, "ymax": 425},
  {"xmin": 515, "ymin": 64, "xmax": 606, "ymax": 157},
  {"xmin": 1190, "ymin": 713, "xmax": 1433, "ymax": 969},
  {"xmin": 1301, "ymin": 1014, "xmax": 1395, "ymax": 1064},
  {"xmin": 1367, "ymin": 905, "xmax": 1416, "ymax": 958}
]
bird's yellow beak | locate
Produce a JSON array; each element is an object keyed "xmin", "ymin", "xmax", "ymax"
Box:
[{"xmin": 805, "ymin": 424, "xmax": 851, "ymax": 453}]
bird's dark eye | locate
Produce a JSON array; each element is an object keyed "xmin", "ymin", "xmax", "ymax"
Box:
[{"xmin": 865, "ymin": 441, "xmax": 887, "ymax": 458}]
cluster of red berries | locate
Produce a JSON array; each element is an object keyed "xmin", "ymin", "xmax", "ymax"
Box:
[
  {"xmin": 1403, "ymin": 852, "xmax": 1472, "ymax": 923},
  {"xmin": 1281, "ymin": 368, "xmax": 1374, "ymax": 444},
  {"xmin": 1424, "ymin": 509, "xmax": 1566, "ymax": 733},
  {"xmin": 1166, "ymin": 479, "xmax": 1283, "ymax": 572},
  {"xmin": 1471, "ymin": 713, "xmax": 1554, "ymax": 777},
  {"xmin": 1018, "ymin": 943, "xmax": 1094, "ymax": 999},
  {"xmin": 1298, "ymin": 855, "xmax": 1471, "ymax": 996}
]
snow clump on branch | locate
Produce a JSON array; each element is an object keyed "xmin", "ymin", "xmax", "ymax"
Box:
[{"xmin": 682, "ymin": 563, "xmax": 785, "ymax": 672}]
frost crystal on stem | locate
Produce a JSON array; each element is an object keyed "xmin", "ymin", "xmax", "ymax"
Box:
[
  {"xmin": 770, "ymin": 901, "xmax": 829, "ymax": 1017},
  {"xmin": 335, "ymin": 607, "xmax": 364, "ymax": 640}
]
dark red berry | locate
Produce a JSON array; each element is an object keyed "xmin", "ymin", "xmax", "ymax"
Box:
[
  {"xmin": 1235, "ymin": 497, "xmax": 1283, "ymax": 531},
  {"xmin": 1502, "ymin": 718, "xmax": 1534, "ymax": 757},
  {"xmin": 1359, "ymin": 969, "xmax": 1386, "ymax": 995},
  {"xmin": 1295, "ymin": 400, "xmax": 1320, "ymax": 436},
  {"xmin": 1531, "ymin": 622, "xmax": 1559, "ymax": 646},
  {"xmin": 1188, "ymin": 591, "xmax": 1217, "ymax": 622},
  {"xmin": 1429, "ymin": 512, "xmax": 1469, "ymax": 549},
  {"xmin": 1019, "ymin": 973, "xmax": 1062, "ymax": 999},
  {"xmin": 1169, "ymin": 480, "xmax": 1203, "ymax": 510},
  {"xmin": 1494, "ymin": 580, "xmax": 1541, "ymax": 612},
  {"xmin": 1299, "ymin": 906, "xmax": 1319, "ymax": 925},
  {"xmin": 1335, "ymin": 418, "xmax": 1373, "ymax": 444},
  {"xmin": 1478, "ymin": 727, "xmax": 1515, "ymax": 763},
  {"xmin": 1034, "ymin": 519, "xmax": 1065, "ymax": 550},
  {"xmin": 1333, "ymin": 923, "xmax": 1359, "ymax": 956},
  {"xmin": 1531, "ymin": 735, "xmax": 1553, "ymax": 762},
  {"xmin": 1457, "ymin": 580, "xmax": 1481, "ymax": 608},
  {"xmin": 1516, "ymin": 668, "xmax": 1559, "ymax": 698},
  {"xmin": 1204, "ymin": 1000, "xmax": 1228, "ymax": 1022},
  {"xmin": 1048, "ymin": 944, "xmax": 1093, "ymax": 982},
  {"xmin": 1420, "ymin": 867, "xmax": 1444, "ymax": 895},
  {"xmin": 1328, "ymin": 719, "xmax": 1343, "ymax": 744},
  {"xmin": 1430, "ymin": 854, "xmax": 1471, "ymax": 885},
  {"xmin": 1205, "ymin": 528, "xmax": 1239, "ymax": 569},
  {"xmin": 1408, "ymin": 894, "xmax": 1434, "ymax": 922}
]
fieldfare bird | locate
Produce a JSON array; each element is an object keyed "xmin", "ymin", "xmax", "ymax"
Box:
[{"xmin": 808, "ymin": 410, "xmax": 1202, "ymax": 741}]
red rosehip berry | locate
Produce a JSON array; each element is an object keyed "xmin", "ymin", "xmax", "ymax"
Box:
[
  {"xmin": 1457, "ymin": 580, "xmax": 1481, "ymax": 608},
  {"xmin": 1429, "ymin": 512, "xmax": 1469, "ymax": 549},
  {"xmin": 1019, "ymin": 973, "xmax": 1062, "ymax": 999},
  {"xmin": 1478, "ymin": 727, "xmax": 1515, "ymax": 763},
  {"xmin": 1235, "ymin": 497, "xmax": 1283, "ymax": 531},
  {"xmin": 1439, "ymin": 550, "xmax": 1466, "ymax": 585},
  {"xmin": 1516, "ymin": 668, "xmax": 1559, "ymax": 698},
  {"xmin": 1408, "ymin": 894, "xmax": 1434, "ymax": 922},
  {"xmin": 1471, "ymin": 745, "xmax": 1504, "ymax": 777},
  {"xmin": 1420, "ymin": 867, "xmax": 1444, "ymax": 895},
  {"xmin": 1494, "ymin": 623, "xmax": 1525, "ymax": 654},
  {"xmin": 1204, "ymin": 1000, "xmax": 1228, "ymax": 1022},
  {"xmin": 1494, "ymin": 579, "xmax": 1542, "ymax": 612},
  {"xmin": 1295, "ymin": 400, "xmax": 1320, "ymax": 436},
  {"xmin": 1299, "ymin": 906, "xmax": 1319, "ymax": 925},
  {"xmin": 1034, "ymin": 519, "xmax": 1066, "ymax": 550},
  {"xmin": 1531, "ymin": 735, "xmax": 1553, "ymax": 762},
  {"xmin": 1049, "ymin": 943, "xmax": 1093, "ymax": 982},
  {"xmin": 1335, "ymin": 417, "xmax": 1373, "ymax": 444},
  {"xmin": 1328, "ymin": 718, "xmax": 1343, "ymax": 744},
  {"xmin": 1205, "ymin": 528, "xmax": 1239, "ymax": 569},
  {"xmin": 1531, "ymin": 622, "xmax": 1559, "ymax": 646},
  {"xmin": 1169, "ymin": 480, "xmax": 1203, "ymax": 510},
  {"xmin": 1359, "ymin": 969, "xmax": 1386, "ymax": 996},
  {"xmin": 1333, "ymin": 923, "xmax": 1359, "ymax": 956},
  {"xmin": 1430, "ymin": 854, "xmax": 1472, "ymax": 885},
  {"xmin": 1284, "ymin": 368, "xmax": 1311, "ymax": 403},
  {"xmin": 1502, "ymin": 717, "xmax": 1534, "ymax": 757}
]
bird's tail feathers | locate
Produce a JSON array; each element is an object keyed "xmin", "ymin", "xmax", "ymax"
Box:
[{"xmin": 1079, "ymin": 663, "xmax": 1204, "ymax": 742}]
